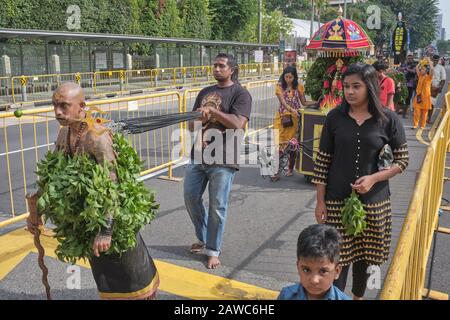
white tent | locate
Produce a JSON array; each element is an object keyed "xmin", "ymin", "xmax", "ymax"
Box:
[{"xmin": 290, "ymin": 18, "xmax": 323, "ymax": 43}]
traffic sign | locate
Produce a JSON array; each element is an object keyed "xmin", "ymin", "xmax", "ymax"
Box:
[{"xmin": 20, "ymin": 76, "xmax": 27, "ymax": 87}]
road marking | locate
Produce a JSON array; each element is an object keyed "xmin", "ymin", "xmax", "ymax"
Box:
[
  {"xmin": 415, "ymin": 128, "xmax": 430, "ymax": 146},
  {"xmin": 0, "ymin": 228, "xmax": 278, "ymax": 300},
  {"xmin": 0, "ymin": 143, "xmax": 54, "ymax": 157}
]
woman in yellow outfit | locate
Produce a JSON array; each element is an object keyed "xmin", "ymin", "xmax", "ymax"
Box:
[
  {"xmin": 272, "ymin": 66, "xmax": 316, "ymax": 181},
  {"xmin": 413, "ymin": 57, "xmax": 434, "ymax": 129}
]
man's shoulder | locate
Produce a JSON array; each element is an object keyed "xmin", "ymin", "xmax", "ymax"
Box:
[
  {"xmin": 199, "ymin": 85, "xmax": 218, "ymax": 95},
  {"xmin": 85, "ymin": 126, "xmax": 113, "ymax": 146},
  {"xmin": 232, "ymin": 84, "xmax": 252, "ymax": 99}
]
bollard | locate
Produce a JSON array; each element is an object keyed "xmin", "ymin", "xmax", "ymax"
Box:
[
  {"xmin": 20, "ymin": 76, "xmax": 27, "ymax": 102},
  {"xmin": 119, "ymin": 70, "xmax": 125, "ymax": 93},
  {"xmin": 155, "ymin": 54, "xmax": 160, "ymax": 87}
]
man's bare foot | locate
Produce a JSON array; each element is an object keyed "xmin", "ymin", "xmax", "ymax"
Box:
[{"xmin": 207, "ymin": 256, "xmax": 221, "ymax": 269}]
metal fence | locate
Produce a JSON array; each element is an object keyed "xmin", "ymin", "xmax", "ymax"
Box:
[
  {"xmin": 10, "ymin": 72, "xmax": 95, "ymax": 105},
  {"xmin": 0, "ymin": 78, "xmax": 281, "ymax": 228},
  {"xmin": 1, "ymin": 63, "xmax": 282, "ymax": 107},
  {"xmin": 0, "ymin": 92, "xmax": 185, "ymax": 228},
  {"xmin": 380, "ymin": 90, "xmax": 450, "ymax": 300},
  {"xmin": 0, "ymin": 77, "xmax": 13, "ymax": 109}
]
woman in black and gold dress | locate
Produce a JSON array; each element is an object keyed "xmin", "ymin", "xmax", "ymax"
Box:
[{"xmin": 312, "ymin": 63, "xmax": 409, "ymax": 300}]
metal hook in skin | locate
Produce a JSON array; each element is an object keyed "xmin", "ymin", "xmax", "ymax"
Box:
[{"xmin": 13, "ymin": 107, "xmax": 111, "ymax": 136}]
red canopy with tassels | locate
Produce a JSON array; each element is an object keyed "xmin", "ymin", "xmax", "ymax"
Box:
[{"xmin": 306, "ymin": 16, "xmax": 373, "ymax": 57}]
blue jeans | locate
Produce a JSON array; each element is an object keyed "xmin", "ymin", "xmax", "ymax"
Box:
[{"xmin": 184, "ymin": 164, "xmax": 237, "ymax": 257}]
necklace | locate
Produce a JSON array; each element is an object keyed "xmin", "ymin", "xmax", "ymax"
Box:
[
  {"xmin": 67, "ymin": 121, "xmax": 87, "ymax": 156},
  {"xmin": 350, "ymin": 111, "xmax": 371, "ymax": 124}
]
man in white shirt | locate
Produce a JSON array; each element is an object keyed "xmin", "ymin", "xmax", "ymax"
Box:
[{"xmin": 428, "ymin": 55, "xmax": 447, "ymax": 123}]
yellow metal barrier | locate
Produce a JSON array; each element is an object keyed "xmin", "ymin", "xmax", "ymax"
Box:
[
  {"xmin": 245, "ymin": 80, "xmax": 278, "ymax": 136},
  {"xmin": 125, "ymin": 69, "xmax": 152, "ymax": 92},
  {"xmin": 190, "ymin": 66, "xmax": 211, "ymax": 83},
  {"xmin": 93, "ymin": 70, "xmax": 126, "ymax": 96},
  {"xmin": 3, "ymin": 63, "xmax": 280, "ymax": 107},
  {"xmin": 0, "ymin": 77, "xmax": 12, "ymax": 108},
  {"xmin": 0, "ymin": 92, "xmax": 184, "ymax": 228},
  {"xmin": 0, "ymin": 106, "xmax": 55, "ymax": 227},
  {"xmin": 380, "ymin": 91, "xmax": 450, "ymax": 300},
  {"xmin": 11, "ymin": 72, "xmax": 94, "ymax": 105}
]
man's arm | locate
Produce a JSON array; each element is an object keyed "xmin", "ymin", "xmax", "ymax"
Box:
[
  {"xmin": 387, "ymin": 93, "xmax": 395, "ymax": 108},
  {"xmin": 439, "ymin": 67, "xmax": 446, "ymax": 92},
  {"xmin": 201, "ymin": 107, "xmax": 248, "ymax": 129},
  {"xmin": 188, "ymin": 116, "xmax": 208, "ymax": 131},
  {"xmin": 88, "ymin": 130, "xmax": 117, "ymax": 257}
]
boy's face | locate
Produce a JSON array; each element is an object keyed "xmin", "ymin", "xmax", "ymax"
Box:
[{"xmin": 297, "ymin": 257, "xmax": 341, "ymax": 300}]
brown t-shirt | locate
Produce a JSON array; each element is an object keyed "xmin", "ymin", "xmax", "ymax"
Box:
[{"xmin": 191, "ymin": 83, "xmax": 252, "ymax": 169}]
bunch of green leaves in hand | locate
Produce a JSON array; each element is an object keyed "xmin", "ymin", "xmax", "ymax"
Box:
[
  {"xmin": 341, "ymin": 190, "xmax": 367, "ymax": 236},
  {"xmin": 36, "ymin": 133, "xmax": 159, "ymax": 264}
]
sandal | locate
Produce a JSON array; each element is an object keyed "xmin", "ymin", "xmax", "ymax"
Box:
[
  {"xmin": 189, "ymin": 242, "xmax": 205, "ymax": 254},
  {"xmin": 270, "ymin": 175, "xmax": 280, "ymax": 182}
]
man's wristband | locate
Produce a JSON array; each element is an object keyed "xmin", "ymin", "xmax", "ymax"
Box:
[{"xmin": 99, "ymin": 217, "xmax": 114, "ymax": 236}]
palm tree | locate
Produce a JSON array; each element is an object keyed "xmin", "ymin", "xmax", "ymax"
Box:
[{"xmin": 315, "ymin": 0, "xmax": 328, "ymax": 31}]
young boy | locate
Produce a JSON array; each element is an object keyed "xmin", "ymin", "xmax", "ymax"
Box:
[{"xmin": 278, "ymin": 224, "xmax": 350, "ymax": 300}]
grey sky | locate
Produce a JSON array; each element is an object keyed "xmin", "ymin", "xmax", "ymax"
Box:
[{"xmin": 439, "ymin": 0, "xmax": 450, "ymax": 40}]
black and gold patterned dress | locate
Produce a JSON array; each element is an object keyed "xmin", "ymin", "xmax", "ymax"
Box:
[{"xmin": 312, "ymin": 105, "xmax": 409, "ymax": 266}]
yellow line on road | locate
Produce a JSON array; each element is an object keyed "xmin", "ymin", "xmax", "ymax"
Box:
[
  {"xmin": 0, "ymin": 228, "xmax": 278, "ymax": 300},
  {"xmin": 416, "ymin": 128, "xmax": 430, "ymax": 146}
]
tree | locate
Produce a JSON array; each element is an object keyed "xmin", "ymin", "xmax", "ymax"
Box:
[
  {"xmin": 155, "ymin": 0, "xmax": 182, "ymax": 38},
  {"xmin": 265, "ymin": 0, "xmax": 311, "ymax": 19},
  {"xmin": 379, "ymin": 0, "xmax": 439, "ymax": 50},
  {"xmin": 315, "ymin": 0, "xmax": 328, "ymax": 31},
  {"xmin": 262, "ymin": 10, "xmax": 293, "ymax": 44},
  {"xmin": 140, "ymin": 0, "xmax": 160, "ymax": 37},
  {"xmin": 180, "ymin": 0, "xmax": 212, "ymax": 39},
  {"xmin": 437, "ymin": 40, "xmax": 450, "ymax": 56},
  {"xmin": 348, "ymin": 1, "xmax": 396, "ymax": 52},
  {"xmin": 209, "ymin": 0, "xmax": 258, "ymax": 41}
]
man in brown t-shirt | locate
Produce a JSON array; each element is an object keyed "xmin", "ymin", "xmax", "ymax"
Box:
[{"xmin": 185, "ymin": 53, "xmax": 252, "ymax": 269}]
